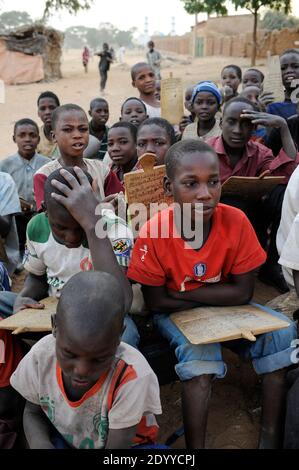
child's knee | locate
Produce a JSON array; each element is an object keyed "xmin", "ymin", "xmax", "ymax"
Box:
[{"xmin": 174, "ymin": 342, "xmax": 226, "ymax": 381}]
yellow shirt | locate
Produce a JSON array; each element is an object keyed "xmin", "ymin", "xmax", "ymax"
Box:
[
  {"xmin": 182, "ymin": 119, "xmax": 222, "ymax": 142},
  {"xmin": 37, "ymin": 125, "xmax": 60, "ymax": 158}
]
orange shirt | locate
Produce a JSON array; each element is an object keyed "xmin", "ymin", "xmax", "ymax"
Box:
[{"xmin": 128, "ymin": 204, "xmax": 266, "ymax": 292}]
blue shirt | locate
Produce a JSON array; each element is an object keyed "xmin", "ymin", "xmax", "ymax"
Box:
[
  {"xmin": 267, "ymin": 101, "xmax": 297, "ymax": 120},
  {"xmin": 0, "ymin": 172, "xmax": 21, "ymax": 274},
  {"xmin": 0, "ymin": 152, "xmax": 48, "ymax": 207}
]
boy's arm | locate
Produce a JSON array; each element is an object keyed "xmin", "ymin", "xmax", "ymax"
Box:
[
  {"xmin": 51, "ymin": 168, "xmax": 133, "ymax": 313},
  {"xmin": 23, "ymin": 401, "xmax": 55, "ymax": 449},
  {"xmin": 142, "ymin": 285, "xmax": 199, "ymax": 313},
  {"xmin": 240, "ymin": 110, "xmax": 297, "ymax": 159},
  {"xmin": 293, "ymin": 270, "xmax": 299, "ymax": 298},
  {"xmin": 106, "ymin": 426, "xmax": 137, "ymax": 449},
  {"xmin": 0, "ymin": 215, "xmax": 11, "ymax": 238},
  {"xmin": 168, "ymin": 271, "xmax": 255, "ymax": 306},
  {"xmin": 14, "ymin": 273, "xmax": 48, "ymax": 313}
]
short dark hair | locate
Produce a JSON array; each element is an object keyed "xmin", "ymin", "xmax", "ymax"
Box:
[
  {"xmin": 244, "ymin": 68, "xmax": 265, "ymax": 83},
  {"xmin": 121, "ymin": 97, "xmax": 147, "ymax": 114},
  {"xmin": 221, "ymin": 64, "xmax": 242, "ymax": 80},
  {"xmin": 223, "ymin": 96, "xmax": 259, "ymax": 116},
  {"xmin": 89, "ymin": 97, "xmax": 109, "ymax": 110},
  {"xmin": 109, "ymin": 121, "xmax": 137, "ymax": 142},
  {"xmin": 131, "ymin": 62, "xmax": 154, "ymax": 81},
  {"xmin": 44, "ymin": 167, "xmax": 93, "ymax": 209},
  {"xmin": 280, "ymin": 48, "xmax": 299, "ymax": 59},
  {"xmin": 37, "ymin": 91, "xmax": 60, "ymax": 107},
  {"xmin": 13, "ymin": 118, "xmax": 39, "ymax": 135},
  {"xmin": 51, "ymin": 104, "xmax": 87, "ymax": 130},
  {"xmin": 138, "ymin": 117, "xmax": 176, "ymax": 146},
  {"xmin": 165, "ymin": 139, "xmax": 217, "ymax": 180},
  {"xmin": 56, "ymin": 271, "xmax": 125, "ymax": 340}
]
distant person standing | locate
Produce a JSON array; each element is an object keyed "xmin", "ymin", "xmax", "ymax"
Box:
[
  {"xmin": 118, "ymin": 45, "xmax": 126, "ymax": 64},
  {"xmin": 95, "ymin": 43, "xmax": 113, "ymax": 93},
  {"xmin": 82, "ymin": 46, "xmax": 90, "ymax": 73},
  {"xmin": 146, "ymin": 41, "xmax": 161, "ymax": 79}
]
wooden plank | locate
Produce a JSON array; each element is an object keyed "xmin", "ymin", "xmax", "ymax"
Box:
[
  {"xmin": 170, "ymin": 304, "xmax": 289, "ymax": 344},
  {"xmin": 0, "ymin": 297, "xmax": 57, "ymax": 334},
  {"xmin": 161, "ymin": 76, "xmax": 184, "ymax": 125},
  {"xmin": 263, "ymin": 55, "xmax": 285, "ymax": 103},
  {"xmin": 124, "ymin": 153, "xmax": 173, "ymax": 215},
  {"xmin": 221, "ymin": 175, "xmax": 285, "ymax": 201}
]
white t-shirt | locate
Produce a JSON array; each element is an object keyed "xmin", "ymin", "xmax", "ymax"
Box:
[
  {"xmin": 277, "ymin": 165, "xmax": 299, "ymax": 286},
  {"xmin": 142, "ymin": 101, "xmax": 161, "ymax": 119},
  {"xmin": 10, "ymin": 335, "xmax": 162, "ymax": 449},
  {"xmin": 24, "ymin": 210, "xmax": 133, "ymax": 297},
  {"xmin": 279, "ymin": 213, "xmax": 299, "ymax": 287}
]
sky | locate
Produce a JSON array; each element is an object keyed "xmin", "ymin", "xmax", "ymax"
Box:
[{"xmin": 1, "ymin": 0, "xmax": 299, "ymax": 35}]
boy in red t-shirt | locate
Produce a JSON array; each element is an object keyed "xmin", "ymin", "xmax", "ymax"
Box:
[{"xmin": 128, "ymin": 139, "xmax": 296, "ymax": 449}]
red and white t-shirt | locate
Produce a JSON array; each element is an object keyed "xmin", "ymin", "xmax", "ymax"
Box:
[
  {"xmin": 128, "ymin": 204, "xmax": 266, "ymax": 292},
  {"xmin": 10, "ymin": 335, "xmax": 161, "ymax": 449}
]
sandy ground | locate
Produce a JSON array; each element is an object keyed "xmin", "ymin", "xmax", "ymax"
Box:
[
  {"xmin": 5, "ymin": 50, "xmax": 279, "ymax": 449},
  {"xmin": 0, "ymin": 49, "xmax": 267, "ymax": 159}
]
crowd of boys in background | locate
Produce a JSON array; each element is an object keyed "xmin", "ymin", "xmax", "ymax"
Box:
[{"xmin": 1, "ymin": 45, "xmax": 299, "ymax": 450}]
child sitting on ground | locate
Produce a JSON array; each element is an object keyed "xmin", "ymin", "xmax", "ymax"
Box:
[
  {"xmin": 0, "ymin": 172, "xmax": 21, "ymax": 275},
  {"xmin": 267, "ymin": 49, "xmax": 299, "ymax": 119},
  {"xmin": 10, "ymin": 270, "xmax": 161, "ymax": 449},
  {"xmin": 242, "ymin": 68, "xmax": 274, "ymax": 112},
  {"xmin": 88, "ymin": 98, "xmax": 110, "ymax": 160},
  {"xmin": 179, "ymin": 85, "xmax": 196, "ymax": 135},
  {"xmin": 33, "ymin": 104, "xmax": 123, "ymax": 211},
  {"xmin": 128, "ymin": 139, "xmax": 297, "ymax": 449},
  {"xmin": 182, "ymin": 81, "xmax": 222, "ymax": 141},
  {"xmin": 0, "ymin": 119, "xmax": 48, "ymax": 256},
  {"xmin": 207, "ymin": 96, "xmax": 297, "ymax": 292},
  {"xmin": 120, "ymin": 97, "xmax": 148, "ymax": 128},
  {"xmin": 0, "ymin": 166, "xmax": 138, "ymax": 443},
  {"xmin": 266, "ymin": 101, "xmax": 299, "ymax": 157},
  {"xmin": 108, "ymin": 122, "xmax": 138, "ymax": 185},
  {"xmin": 131, "ymin": 62, "xmax": 161, "ymax": 118},
  {"xmin": 137, "ymin": 117, "xmax": 176, "ymax": 166},
  {"xmin": 220, "ymin": 64, "xmax": 242, "ymax": 102},
  {"xmin": 155, "ymin": 80, "xmax": 161, "ymax": 101},
  {"xmin": 37, "ymin": 91, "xmax": 61, "ymax": 158}
]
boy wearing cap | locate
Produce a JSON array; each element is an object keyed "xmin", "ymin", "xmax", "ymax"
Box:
[{"xmin": 182, "ymin": 81, "xmax": 222, "ymax": 142}]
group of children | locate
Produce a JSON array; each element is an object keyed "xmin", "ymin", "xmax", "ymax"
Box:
[{"xmin": 1, "ymin": 48, "xmax": 299, "ymax": 450}]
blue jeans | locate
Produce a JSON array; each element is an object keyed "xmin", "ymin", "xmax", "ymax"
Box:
[
  {"xmin": 153, "ymin": 303, "xmax": 297, "ymax": 381},
  {"xmin": 0, "ymin": 292, "xmax": 140, "ymax": 349}
]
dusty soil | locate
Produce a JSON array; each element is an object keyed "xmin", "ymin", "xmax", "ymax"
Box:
[
  {"xmin": 4, "ymin": 50, "xmax": 278, "ymax": 449},
  {"xmin": 0, "ymin": 49, "xmax": 267, "ymax": 159}
]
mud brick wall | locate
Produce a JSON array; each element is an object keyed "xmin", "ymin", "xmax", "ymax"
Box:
[
  {"xmin": 152, "ymin": 34, "xmax": 191, "ymax": 56},
  {"xmin": 222, "ymin": 37, "xmax": 232, "ymax": 57}
]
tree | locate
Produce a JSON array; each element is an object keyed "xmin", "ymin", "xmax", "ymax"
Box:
[
  {"xmin": 0, "ymin": 11, "xmax": 32, "ymax": 33},
  {"xmin": 64, "ymin": 24, "xmax": 136, "ymax": 50},
  {"xmin": 42, "ymin": 0, "xmax": 93, "ymax": 20},
  {"xmin": 181, "ymin": 0, "xmax": 228, "ymax": 16},
  {"xmin": 231, "ymin": 1, "xmax": 292, "ymax": 66},
  {"xmin": 260, "ymin": 10, "xmax": 299, "ymax": 30}
]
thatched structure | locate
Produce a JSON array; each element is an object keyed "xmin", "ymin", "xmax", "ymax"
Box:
[{"xmin": 0, "ymin": 25, "xmax": 64, "ymax": 84}]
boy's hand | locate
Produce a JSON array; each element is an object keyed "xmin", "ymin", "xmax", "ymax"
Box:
[
  {"xmin": 13, "ymin": 296, "xmax": 45, "ymax": 314},
  {"xmin": 240, "ymin": 110, "xmax": 287, "ymax": 129},
  {"xmin": 222, "ymin": 85, "xmax": 234, "ymax": 98},
  {"xmin": 51, "ymin": 167, "xmax": 99, "ymax": 232},
  {"xmin": 167, "ymin": 288, "xmax": 181, "ymax": 299},
  {"xmin": 179, "ymin": 115, "xmax": 191, "ymax": 133},
  {"xmin": 258, "ymin": 91, "xmax": 275, "ymax": 109}
]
